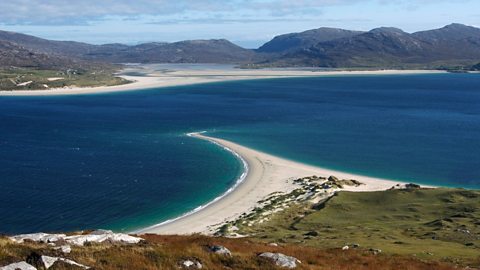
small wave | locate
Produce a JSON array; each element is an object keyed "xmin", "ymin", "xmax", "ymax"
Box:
[{"xmin": 132, "ymin": 131, "xmax": 249, "ymax": 234}]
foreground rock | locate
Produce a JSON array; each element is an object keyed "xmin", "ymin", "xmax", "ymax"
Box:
[
  {"xmin": 208, "ymin": 245, "xmax": 231, "ymax": 256},
  {"xmin": 0, "ymin": 262, "xmax": 37, "ymax": 270},
  {"xmin": 259, "ymin": 252, "xmax": 300, "ymax": 268},
  {"xmin": 41, "ymin": 256, "xmax": 89, "ymax": 269},
  {"xmin": 10, "ymin": 229, "xmax": 143, "ymax": 246},
  {"xmin": 179, "ymin": 258, "xmax": 202, "ymax": 269}
]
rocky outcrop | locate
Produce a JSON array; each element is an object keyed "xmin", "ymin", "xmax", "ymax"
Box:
[
  {"xmin": 64, "ymin": 230, "xmax": 143, "ymax": 246},
  {"xmin": 259, "ymin": 252, "xmax": 300, "ymax": 268},
  {"xmin": 0, "ymin": 262, "xmax": 37, "ymax": 270},
  {"xmin": 10, "ymin": 233, "xmax": 66, "ymax": 244},
  {"xmin": 10, "ymin": 230, "xmax": 143, "ymax": 246},
  {"xmin": 326, "ymin": 176, "xmax": 363, "ymax": 189},
  {"xmin": 41, "ymin": 256, "xmax": 89, "ymax": 269}
]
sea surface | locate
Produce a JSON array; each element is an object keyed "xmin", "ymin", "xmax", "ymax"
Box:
[{"xmin": 1, "ymin": 73, "xmax": 479, "ymax": 234}]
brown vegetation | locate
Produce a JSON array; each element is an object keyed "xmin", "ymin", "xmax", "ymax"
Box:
[{"xmin": 0, "ymin": 234, "xmax": 461, "ymax": 269}]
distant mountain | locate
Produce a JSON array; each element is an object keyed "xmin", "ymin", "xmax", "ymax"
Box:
[
  {"xmin": 83, "ymin": 39, "xmax": 256, "ymax": 63},
  {"xmin": 413, "ymin": 23, "xmax": 480, "ymax": 42},
  {"xmin": 472, "ymin": 63, "xmax": 480, "ymax": 70},
  {"xmin": 257, "ymin": 24, "xmax": 480, "ymax": 68},
  {"xmin": 1, "ymin": 24, "xmax": 480, "ymax": 69},
  {"xmin": 0, "ymin": 30, "xmax": 96, "ymax": 57},
  {"xmin": 257, "ymin": 27, "xmax": 363, "ymax": 53},
  {"xmin": 0, "ymin": 29, "xmax": 256, "ymax": 64},
  {"xmin": 411, "ymin": 23, "xmax": 480, "ymax": 60},
  {"xmin": 0, "ymin": 40, "xmax": 81, "ymax": 69}
]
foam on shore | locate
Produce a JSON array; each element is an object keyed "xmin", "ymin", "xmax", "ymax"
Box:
[{"xmin": 133, "ymin": 132, "xmax": 249, "ymax": 234}]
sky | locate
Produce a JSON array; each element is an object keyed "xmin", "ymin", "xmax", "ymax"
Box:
[{"xmin": 0, "ymin": 0, "xmax": 479, "ymax": 48}]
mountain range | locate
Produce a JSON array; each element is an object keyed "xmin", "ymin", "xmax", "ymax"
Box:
[
  {"xmin": 256, "ymin": 23, "xmax": 480, "ymax": 68},
  {"xmin": 1, "ymin": 23, "xmax": 480, "ymax": 69}
]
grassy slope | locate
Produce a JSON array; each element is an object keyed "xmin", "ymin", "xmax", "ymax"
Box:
[
  {"xmin": 0, "ymin": 67, "xmax": 129, "ymax": 91},
  {"xmin": 233, "ymin": 188, "xmax": 480, "ymax": 267},
  {"xmin": 0, "ymin": 235, "xmax": 458, "ymax": 270}
]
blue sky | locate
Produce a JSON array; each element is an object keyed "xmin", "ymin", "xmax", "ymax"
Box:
[{"xmin": 0, "ymin": 0, "xmax": 479, "ymax": 48}]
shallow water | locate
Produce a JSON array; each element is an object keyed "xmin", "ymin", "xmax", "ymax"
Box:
[{"xmin": 1, "ymin": 73, "xmax": 479, "ymax": 234}]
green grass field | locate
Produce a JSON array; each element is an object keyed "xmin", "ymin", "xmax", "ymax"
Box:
[{"xmin": 232, "ymin": 188, "xmax": 480, "ymax": 267}]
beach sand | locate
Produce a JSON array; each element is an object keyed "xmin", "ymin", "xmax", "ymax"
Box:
[
  {"xmin": 0, "ymin": 64, "xmax": 445, "ymax": 96},
  {"xmin": 136, "ymin": 132, "xmax": 408, "ymax": 235}
]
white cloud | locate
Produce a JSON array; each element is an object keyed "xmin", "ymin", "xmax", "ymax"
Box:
[{"xmin": 0, "ymin": 0, "xmax": 365, "ymax": 25}]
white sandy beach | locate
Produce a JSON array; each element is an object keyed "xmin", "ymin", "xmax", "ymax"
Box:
[
  {"xmin": 0, "ymin": 64, "xmax": 445, "ymax": 96},
  {"xmin": 137, "ymin": 132, "xmax": 409, "ymax": 235}
]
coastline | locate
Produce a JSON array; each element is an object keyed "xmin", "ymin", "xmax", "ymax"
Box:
[
  {"xmin": 136, "ymin": 132, "xmax": 412, "ymax": 235},
  {"xmin": 0, "ymin": 66, "xmax": 446, "ymax": 96}
]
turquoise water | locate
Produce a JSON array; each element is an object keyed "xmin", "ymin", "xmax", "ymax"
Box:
[{"xmin": 0, "ymin": 73, "xmax": 479, "ymax": 234}]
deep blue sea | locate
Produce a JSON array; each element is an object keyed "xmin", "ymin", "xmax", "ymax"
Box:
[{"xmin": 1, "ymin": 73, "xmax": 479, "ymax": 234}]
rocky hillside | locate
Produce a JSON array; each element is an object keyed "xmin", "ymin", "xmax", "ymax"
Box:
[
  {"xmin": 0, "ymin": 30, "xmax": 255, "ymax": 64},
  {"xmin": 0, "ymin": 40, "xmax": 83, "ymax": 69},
  {"xmin": 257, "ymin": 27, "xmax": 363, "ymax": 53},
  {"xmin": 1, "ymin": 24, "xmax": 480, "ymax": 69},
  {"xmin": 256, "ymin": 24, "xmax": 480, "ymax": 68},
  {"xmin": 0, "ymin": 30, "xmax": 95, "ymax": 57}
]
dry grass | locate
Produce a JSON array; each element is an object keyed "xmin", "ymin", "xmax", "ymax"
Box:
[{"xmin": 0, "ymin": 234, "xmax": 461, "ymax": 269}]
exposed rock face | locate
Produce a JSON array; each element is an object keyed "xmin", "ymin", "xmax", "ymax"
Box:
[
  {"xmin": 259, "ymin": 252, "xmax": 300, "ymax": 268},
  {"xmin": 208, "ymin": 245, "xmax": 231, "ymax": 256},
  {"xmin": 9, "ymin": 230, "xmax": 143, "ymax": 246},
  {"xmin": 0, "ymin": 261, "xmax": 37, "ymax": 270}
]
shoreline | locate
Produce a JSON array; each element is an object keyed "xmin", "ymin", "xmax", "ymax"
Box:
[
  {"xmin": 0, "ymin": 66, "xmax": 446, "ymax": 96},
  {"xmin": 136, "ymin": 132, "xmax": 413, "ymax": 235}
]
